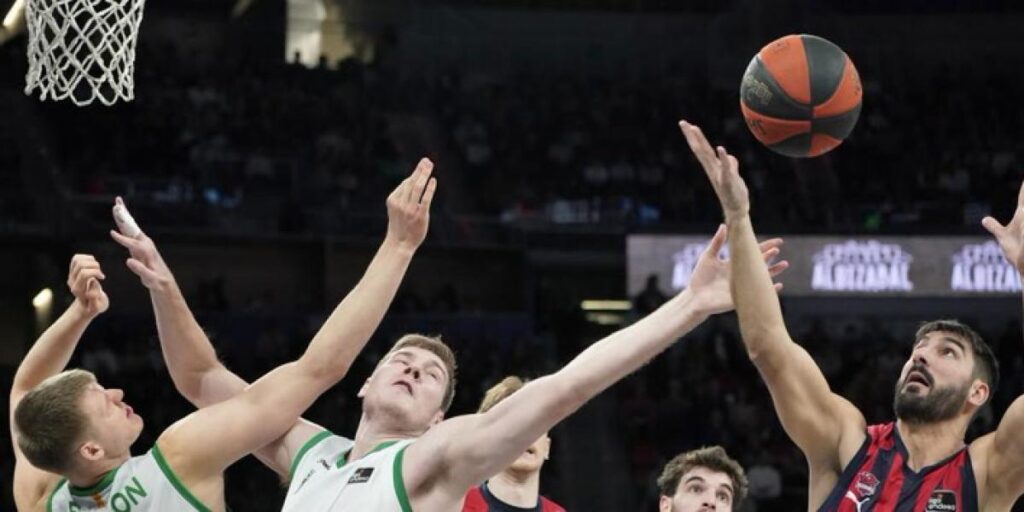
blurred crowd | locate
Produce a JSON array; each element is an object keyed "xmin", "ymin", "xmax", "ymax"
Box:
[{"xmin": 3, "ymin": 34, "xmax": 1022, "ymax": 236}]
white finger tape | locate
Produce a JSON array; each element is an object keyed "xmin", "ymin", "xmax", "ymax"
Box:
[{"xmin": 113, "ymin": 204, "xmax": 141, "ymax": 238}]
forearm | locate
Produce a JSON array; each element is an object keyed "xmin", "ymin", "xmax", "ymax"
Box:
[
  {"xmin": 149, "ymin": 277, "xmax": 233, "ymax": 403},
  {"xmin": 12, "ymin": 302, "xmax": 93, "ymax": 394},
  {"xmin": 298, "ymin": 235, "xmax": 415, "ymax": 380},
  {"xmin": 557, "ymin": 289, "xmax": 707, "ymax": 401},
  {"xmin": 727, "ymin": 214, "xmax": 791, "ymax": 360},
  {"xmin": 448, "ymin": 291, "xmax": 708, "ymax": 484}
]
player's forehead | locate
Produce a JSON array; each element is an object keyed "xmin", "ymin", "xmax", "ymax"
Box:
[
  {"xmin": 676, "ymin": 467, "xmax": 734, "ymax": 495},
  {"xmin": 915, "ymin": 330, "xmax": 971, "ymax": 354}
]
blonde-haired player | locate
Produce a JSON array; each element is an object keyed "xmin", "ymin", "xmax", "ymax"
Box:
[{"xmin": 461, "ymin": 376, "xmax": 566, "ymax": 512}]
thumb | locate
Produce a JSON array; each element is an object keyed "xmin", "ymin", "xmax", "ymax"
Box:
[
  {"xmin": 981, "ymin": 216, "xmax": 1005, "ymax": 237},
  {"xmin": 704, "ymin": 224, "xmax": 727, "ymax": 257}
]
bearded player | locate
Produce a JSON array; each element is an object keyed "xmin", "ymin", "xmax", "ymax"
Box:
[{"xmin": 682, "ymin": 119, "xmax": 1024, "ymax": 511}]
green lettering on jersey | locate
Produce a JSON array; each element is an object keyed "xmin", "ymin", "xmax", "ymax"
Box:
[
  {"xmin": 111, "ymin": 492, "xmax": 131, "ymax": 512},
  {"xmin": 125, "ymin": 477, "xmax": 148, "ymax": 505}
]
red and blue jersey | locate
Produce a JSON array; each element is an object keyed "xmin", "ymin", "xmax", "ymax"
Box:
[
  {"xmin": 818, "ymin": 423, "xmax": 978, "ymax": 512},
  {"xmin": 462, "ymin": 483, "xmax": 566, "ymax": 512}
]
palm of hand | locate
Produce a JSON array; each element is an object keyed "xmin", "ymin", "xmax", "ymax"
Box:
[{"xmin": 688, "ymin": 251, "xmax": 732, "ymax": 315}]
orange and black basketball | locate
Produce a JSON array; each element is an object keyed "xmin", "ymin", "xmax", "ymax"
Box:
[{"xmin": 740, "ymin": 34, "xmax": 862, "ymax": 158}]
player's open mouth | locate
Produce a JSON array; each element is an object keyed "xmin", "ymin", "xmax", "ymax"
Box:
[
  {"xmin": 906, "ymin": 371, "xmax": 931, "ymax": 389},
  {"xmin": 393, "ymin": 382, "xmax": 413, "ymax": 395}
]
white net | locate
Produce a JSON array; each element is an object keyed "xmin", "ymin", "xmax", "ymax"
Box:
[{"xmin": 24, "ymin": 0, "xmax": 145, "ymax": 106}]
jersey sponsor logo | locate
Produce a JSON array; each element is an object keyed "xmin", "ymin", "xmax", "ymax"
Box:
[
  {"xmin": 348, "ymin": 467, "xmax": 375, "ymax": 484},
  {"xmin": 925, "ymin": 490, "xmax": 958, "ymax": 512},
  {"xmin": 844, "ymin": 471, "xmax": 880, "ymax": 512}
]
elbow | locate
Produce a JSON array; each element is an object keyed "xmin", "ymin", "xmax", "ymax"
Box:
[
  {"xmin": 547, "ymin": 374, "xmax": 590, "ymax": 417},
  {"xmin": 299, "ymin": 356, "xmax": 351, "ymax": 384}
]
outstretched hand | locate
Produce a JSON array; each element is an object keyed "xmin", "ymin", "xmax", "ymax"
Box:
[
  {"xmin": 109, "ymin": 197, "xmax": 175, "ymax": 291},
  {"xmin": 680, "ymin": 120, "xmax": 750, "ymax": 220},
  {"xmin": 386, "ymin": 158, "xmax": 438, "ymax": 250},
  {"xmin": 687, "ymin": 225, "xmax": 788, "ymax": 316},
  {"xmin": 982, "ymin": 181, "xmax": 1024, "ymax": 274}
]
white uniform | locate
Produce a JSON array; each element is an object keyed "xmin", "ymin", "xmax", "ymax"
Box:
[
  {"xmin": 46, "ymin": 444, "xmax": 211, "ymax": 511},
  {"xmin": 283, "ymin": 431, "xmax": 414, "ymax": 512}
]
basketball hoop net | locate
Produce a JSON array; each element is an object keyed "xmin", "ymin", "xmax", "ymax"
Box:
[{"xmin": 24, "ymin": 0, "xmax": 145, "ymax": 106}]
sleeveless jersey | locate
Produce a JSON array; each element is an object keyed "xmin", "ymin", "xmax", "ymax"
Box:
[
  {"xmin": 282, "ymin": 431, "xmax": 414, "ymax": 512},
  {"xmin": 462, "ymin": 483, "xmax": 566, "ymax": 512},
  {"xmin": 46, "ymin": 444, "xmax": 211, "ymax": 511},
  {"xmin": 818, "ymin": 422, "xmax": 978, "ymax": 512}
]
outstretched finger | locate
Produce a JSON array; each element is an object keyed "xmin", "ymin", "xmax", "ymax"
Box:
[
  {"xmin": 408, "ymin": 158, "xmax": 433, "ymax": 203},
  {"xmin": 110, "ymin": 229, "xmax": 141, "ymax": 251},
  {"xmin": 768, "ymin": 260, "xmax": 789, "ymax": 277},
  {"xmin": 679, "ymin": 121, "xmax": 716, "ymax": 171},
  {"xmin": 981, "ymin": 216, "xmax": 1006, "ymax": 238},
  {"xmin": 126, "ymin": 258, "xmax": 161, "ymax": 283},
  {"xmin": 419, "ymin": 177, "xmax": 438, "ymax": 210},
  {"xmin": 758, "ymin": 237, "xmax": 784, "ymax": 253},
  {"xmin": 773, "ymin": 282, "xmax": 784, "ymax": 293},
  {"xmin": 704, "ymin": 224, "xmax": 727, "ymax": 258}
]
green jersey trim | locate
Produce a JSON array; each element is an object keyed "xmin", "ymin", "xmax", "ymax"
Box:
[
  {"xmin": 150, "ymin": 443, "xmax": 213, "ymax": 512},
  {"xmin": 289, "ymin": 430, "xmax": 333, "ymax": 481},
  {"xmin": 336, "ymin": 440, "xmax": 400, "ymax": 469},
  {"xmin": 68, "ymin": 467, "xmax": 119, "ymax": 496},
  {"xmin": 393, "ymin": 445, "xmax": 413, "ymax": 512},
  {"xmin": 46, "ymin": 479, "xmax": 67, "ymax": 512}
]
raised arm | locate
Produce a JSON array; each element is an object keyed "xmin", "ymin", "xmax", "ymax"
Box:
[
  {"xmin": 404, "ymin": 225, "xmax": 787, "ymax": 501},
  {"xmin": 679, "ymin": 120, "xmax": 865, "ymax": 472},
  {"xmin": 152, "ymin": 159, "xmax": 438, "ymax": 484},
  {"xmin": 10, "ymin": 255, "xmax": 108, "ymax": 510},
  {"xmin": 111, "ymin": 196, "xmax": 325, "ymax": 478},
  {"xmin": 979, "ymin": 181, "xmax": 1024, "ymax": 499}
]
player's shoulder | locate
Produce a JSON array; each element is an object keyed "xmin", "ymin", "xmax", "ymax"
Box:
[
  {"xmin": 460, "ymin": 485, "xmax": 486, "ymax": 510},
  {"xmin": 541, "ymin": 495, "xmax": 567, "ymax": 512}
]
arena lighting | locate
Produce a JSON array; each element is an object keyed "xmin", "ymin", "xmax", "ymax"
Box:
[
  {"xmin": 32, "ymin": 288, "xmax": 52, "ymax": 309},
  {"xmin": 580, "ymin": 300, "xmax": 632, "ymax": 311}
]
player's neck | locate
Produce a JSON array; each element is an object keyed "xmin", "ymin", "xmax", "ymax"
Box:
[
  {"xmin": 66, "ymin": 454, "xmax": 128, "ymax": 488},
  {"xmin": 895, "ymin": 418, "xmax": 967, "ymax": 471},
  {"xmin": 487, "ymin": 469, "xmax": 541, "ymax": 508},
  {"xmin": 350, "ymin": 415, "xmax": 419, "ymax": 460}
]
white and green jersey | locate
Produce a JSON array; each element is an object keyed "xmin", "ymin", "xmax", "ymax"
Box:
[
  {"xmin": 283, "ymin": 431, "xmax": 414, "ymax": 512},
  {"xmin": 46, "ymin": 444, "xmax": 211, "ymax": 512}
]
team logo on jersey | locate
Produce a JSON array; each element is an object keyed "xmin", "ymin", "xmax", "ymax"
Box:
[
  {"xmin": 844, "ymin": 471, "xmax": 880, "ymax": 512},
  {"xmin": 348, "ymin": 467, "xmax": 375, "ymax": 484},
  {"xmin": 925, "ymin": 490, "xmax": 957, "ymax": 512},
  {"xmin": 853, "ymin": 471, "xmax": 880, "ymax": 499}
]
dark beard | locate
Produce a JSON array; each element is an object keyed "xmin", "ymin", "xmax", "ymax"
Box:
[{"xmin": 893, "ymin": 378, "xmax": 970, "ymax": 424}]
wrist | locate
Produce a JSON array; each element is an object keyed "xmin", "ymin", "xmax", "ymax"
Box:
[
  {"xmin": 68, "ymin": 300, "xmax": 99, "ymax": 321},
  {"xmin": 673, "ymin": 288, "xmax": 712, "ymax": 324},
  {"xmin": 723, "ymin": 207, "xmax": 750, "ymax": 223},
  {"xmin": 382, "ymin": 233, "xmax": 420, "ymax": 257}
]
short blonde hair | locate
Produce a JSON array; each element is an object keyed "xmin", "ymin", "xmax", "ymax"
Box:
[
  {"xmin": 14, "ymin": 369, "xmax": 96, "ymax": 473},
  {"xmin": 384, "ymin": 334, "xmax": 457, "ymax": 412},
  {"xmin": 477, "ymin": 376, "xmax": 525, "ymax": 413}
]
